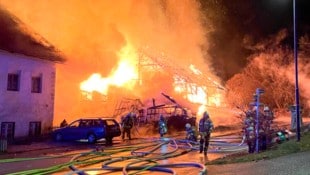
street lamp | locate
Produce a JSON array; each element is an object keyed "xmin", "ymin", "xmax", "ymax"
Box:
[{"xmin": 293, "ymin": 0, "xmax": 301, "ymax": 141}]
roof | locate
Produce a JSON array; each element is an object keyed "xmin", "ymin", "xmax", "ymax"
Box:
[{"xmin": 0, "ymin": 7, "xmax": 65, "ymax": 63}]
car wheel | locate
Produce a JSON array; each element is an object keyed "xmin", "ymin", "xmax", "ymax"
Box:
[
  {"xmin": 55, "ymin": 133, "xmax": 62, "ymax": 141},
  {"xmin": 106, "ymin": 137, "xmax": 112, "ymax": 145},
  {"xmin": 87, "ymin": 134, "xmax": 96, "ymax": 143}
]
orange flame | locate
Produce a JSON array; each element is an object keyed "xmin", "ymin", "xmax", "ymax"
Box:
[
  {"xmin": 80, "ymin": 46, "xmax": 223, "ymax": 120},
  {"xmin": 80, "ymin": 43, "xmax": 138, "ymax": 99},
  {"xmin": 173, "ymin": 64, "xmax": 223, "ymax": 117}
]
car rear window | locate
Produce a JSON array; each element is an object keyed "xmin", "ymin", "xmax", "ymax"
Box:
[{"xmin": 106, "ymin": 120, "xmax": 116, "ymax": 126}]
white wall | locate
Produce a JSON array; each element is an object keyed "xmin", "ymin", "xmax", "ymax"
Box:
[{"xmin": 0, "ymin": 50, "xmax": 56, "ymax": 138}]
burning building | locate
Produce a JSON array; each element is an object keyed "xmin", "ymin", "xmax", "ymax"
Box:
[
  {"xmin": 1, "ymin": 1, "xmax": 229, "ymax": 126},
  {"xmin": 80, "ymin": 46, "xmax": 226, "ymax": 124}
]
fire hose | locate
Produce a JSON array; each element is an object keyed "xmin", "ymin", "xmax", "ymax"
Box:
[{"xmin": 2, "ymin": 136, "xmax": 246, "ymax": 175}]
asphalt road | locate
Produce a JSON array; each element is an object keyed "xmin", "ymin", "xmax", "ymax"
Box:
[{"xmin": 1, "ymin": 130, "xmax": 309, "ymax": 175}]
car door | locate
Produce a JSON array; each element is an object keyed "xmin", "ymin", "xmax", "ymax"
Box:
[
  {"xmin": 75, "ymin": 119, "xmax": 90, "ymax": 140},
  {"xmin": 104, "ymin": 119, "xmax": 121, "ymax": 137},
  {"xmin": 60, "ymin": 120, "xmax": 80, "ymax": 140}
]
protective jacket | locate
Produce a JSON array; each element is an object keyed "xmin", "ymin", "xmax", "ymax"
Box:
[
  {"xmin": 186, "ymin": 126, "xmax": 197, "ymax": 141},
  {"xmin": 158, "ymin": 116, "xmax": 167, "ymax": 136},
  {"xmin": 199, "ymin": 118, "xmax": 214, "ymax": 134},
  {"xmin": 122, "ymin": 114, "xmax": 133, "ymax": 129}
]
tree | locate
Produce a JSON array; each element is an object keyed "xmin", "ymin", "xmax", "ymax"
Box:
[
  {"xmin": 225, "ymin": 47, "xmax": 295, "ymax": 110},
  {"xmin": 299, "ymin": 34, "xmax": 310, "ymax": 60}
]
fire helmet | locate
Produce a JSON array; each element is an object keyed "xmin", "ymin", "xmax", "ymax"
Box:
[
  {"xmin": 203, "ymin": 111, "xmax": 209, "ymax": 118},
  {"xmin": 160, "ymin": 114, "xmax": 164, "ymax": 120},
  {"xmin": 264, "ymin": 106, "xmax": 270, "ymax": 111},
  {"xmin": 185, "ymin": 123, "xmax": 191, "ymax": 128}
]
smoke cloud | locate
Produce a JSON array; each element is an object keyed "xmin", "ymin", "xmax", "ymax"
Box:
[{"xmin": 286, "ymin": 60, "xmax": 310, "ymax": 109}]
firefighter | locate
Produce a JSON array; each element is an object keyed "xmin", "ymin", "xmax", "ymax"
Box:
[
  {"xmin": 259, "ymin": 106, "xmax": 273, "ymax": 150},
  {"xmin": 60, "ymin": 119, "xmax": 68, "ymax": 127},
  {"xmin": 158, "ymin": 115, "xmax": 168, "ymax": 137},
  {"xmin": 121, "ymin": 112, "xmax": 134, "ymax": 140},
  {"xmin": 185, "ymin": 123, "xmax": 197, "ymax": 142},
  {"xmin": 198, "ymin": 111, "xmax": 214, "ymax": 155},
  {"xmin": 263, "ymin": 106, "xmax": 274, "ymax": 140},
  {"xmin": 244, "ymin": 110, "xmax": 256, "ymax": 153}
]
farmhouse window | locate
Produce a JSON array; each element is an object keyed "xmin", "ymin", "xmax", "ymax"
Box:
[
  {"xmin": 1, "ymin": 122, "xmax": 15, "ymax": 142},
  {"xmin": 29, "ymin": 122, "xmax": 41, "ymax": 137},
  {"xmin": 7, "ymin": 73, "xmax": 19, "ymax": 91},
  {"xmin": 31, "ymin": 76, "xmax": 42, "ymax": 93}
]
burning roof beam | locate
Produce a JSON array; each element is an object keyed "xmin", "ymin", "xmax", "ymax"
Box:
[{"xmin": 138, "ymin": 49, "xmax": 225, "ymax": 90}]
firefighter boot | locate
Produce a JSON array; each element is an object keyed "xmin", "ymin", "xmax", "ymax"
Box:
[
  {"xmin": 199, "ymin": 139, "xmax": 204, "ymax": 153},
  {"xmin": 199, "ymin": 145, "xmax": 203, "ymax": 153},
  {"xmin": 204, "ymin": 148, "xmax": 208, "ymax": 156}
]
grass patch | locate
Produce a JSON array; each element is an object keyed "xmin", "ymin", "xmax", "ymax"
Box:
[{"xmin": 207, "ymin": 132, "xmax": 310, "ymax": 165}]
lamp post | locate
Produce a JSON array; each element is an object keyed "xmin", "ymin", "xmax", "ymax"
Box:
[{"xmin": 293, "ymin": 0, "xmax": 301, "ymax": 141}]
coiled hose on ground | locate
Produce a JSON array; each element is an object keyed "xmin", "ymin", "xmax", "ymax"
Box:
[{"xmin": 1, "ymin": 136, "xmax": 246, "ymax": 175}]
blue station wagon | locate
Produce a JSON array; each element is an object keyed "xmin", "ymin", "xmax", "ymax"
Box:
[{"xmin": 53, "ymin": 118, "xmax": 121, "ymax": 144}]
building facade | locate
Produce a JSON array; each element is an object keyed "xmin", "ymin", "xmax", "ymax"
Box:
[{"xmin": 0, "ymin": 50, "xmax": 56, "ymax": 141}]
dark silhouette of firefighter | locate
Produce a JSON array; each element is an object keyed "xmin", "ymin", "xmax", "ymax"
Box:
[
  {"xmin": 243, "ymin": 110, "xmax": 256, "ymax": 153},
  {"xmin": 257, "ymin": 106, "xmax": 273, "ymax": 151},
  {"xmin": 60, "ymin": 119, "xmax": 68, "ymax": 127},
  {"xmin": 158, "ymin": 115, "xmax": 168, "ymax": 137},
  {"xmin": 121, "ymin": 112, "xmax": 134, "ymax": 140},
  {"xmin": 185, "ymin": 123, "xmax": 197, "ymax": 142},
  {"xmin": 243, "ymin": 105, "xmax": 275, "ymax": 153},
  {"xmin": 198, "ymin": 111, "xmax": 214, "ymax": 155},
  {"xmin": 263, "ymin": 106, "xmax": 274, "ymax": 146}
]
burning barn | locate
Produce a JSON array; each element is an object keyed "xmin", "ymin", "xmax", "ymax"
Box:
[
  {"xmin": 112, "ymin": 92, "xmax": 197, "ymax": 132},
  {"xmin": 145, "ymin": 93, "xmax": 197, "ymax": 131},
  {"xmin": 80, "ymin": 47, "xmax": 226, "ymax": 125},
  {"xmin": 1, "ymin": 1, "xmax": 227, "ymax": 127}
]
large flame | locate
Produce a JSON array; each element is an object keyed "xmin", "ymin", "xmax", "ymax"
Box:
[
  {"xmin": 80, "ymin": 43, "xmax": 138, "ymax": 100},
  {"xmin": 1, "ymin": 1, "xmax": 228, "ymax": 125},
  {"xmin": 80, "ymin": 51, "xmax": 223, "ymax": 119},
  {"xmin": 173, "ymin": 64, "xmax": 223, "ymax": 118}
]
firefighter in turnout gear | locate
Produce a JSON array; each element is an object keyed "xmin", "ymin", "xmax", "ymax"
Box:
[
  {"xmin": 121, "ymin": 112, "xmax": 134, "ymax": 140},
  {"xmin": 158, "ymin": 115, "xmax": 168, "ymax": 137},
  {"xmin": 60, "ymin": 119, "xmax": 68, "ymax": 127},
  {"xmin": 263, "ymin": 106, "xmax": 274, "ymax": 146},
  {"xmin": 243, "ymin": 110, "xmax": 256, "ymax": 153},
  {"xmin": 185, "ymin": 123, "xmax": 197, "ymax": 142},
  {"xmin": 198, "ymin": 111, "xmax": 214, "ymax": 155}
]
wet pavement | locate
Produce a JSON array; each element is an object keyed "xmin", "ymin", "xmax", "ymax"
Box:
[
  {"xmin": 1, "ymin": 126, "xmax": 309, "ymax": 175},
  {"xmin": 0, "ymin": 134, "xmax": 247, "ymax": 175}
]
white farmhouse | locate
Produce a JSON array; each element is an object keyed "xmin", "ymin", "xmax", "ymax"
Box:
[
  {"xmin": 0, "ymin": 7, "xmax": 65, "ymax": 142},
  {"xmin": 0, "ymin": 51, "xmax": 56, "ymax": 141}
]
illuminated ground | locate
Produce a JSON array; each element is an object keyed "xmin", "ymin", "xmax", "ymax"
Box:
[
  {"xmin": 1, "ymin": 116, "xmax": 309, "ymax": 174},
  {"xmin": 0, "ymin": 133, "xmax": 246, "ymax": 175}
]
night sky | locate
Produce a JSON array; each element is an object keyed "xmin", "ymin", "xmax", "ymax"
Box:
[{"xmin": 201, "ymin": 0, "xmax": 310, "ymax": 81}]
